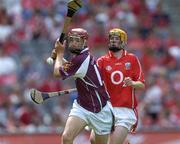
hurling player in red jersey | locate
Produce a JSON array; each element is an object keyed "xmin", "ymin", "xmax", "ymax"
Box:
[{"xmin": 90, "ymin": 28, "xmax": 145, "ymax": 144}]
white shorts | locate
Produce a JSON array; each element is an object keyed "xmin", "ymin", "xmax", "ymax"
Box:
[
  {"xmin": 113, "ymin": 107, "xmax": 137, "ymax": 132},
  {"xmin": 69, "ymin": 100, "xmax": 114, "ymax": 135}
]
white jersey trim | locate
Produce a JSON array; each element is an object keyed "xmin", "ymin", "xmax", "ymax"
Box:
[
  {"xmin": 95, "ymin": 90, "xmax": 103, "ymax": 110},
  {"xmin": 94, "ymin": 64, "xmax": 103, "ymax": 86},
  {"xmin": 73, "ymin": 55, "xmax": 90, "ymax": 78},
  {"xmin": 136, "ymin": 56, "xmax": 142, "ymax": 80}
]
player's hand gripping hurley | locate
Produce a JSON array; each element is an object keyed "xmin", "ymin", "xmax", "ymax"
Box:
[
  {"xmin": 47, "ymin": 0, "xmax": 83, "ymax": 64},
  {"xmin": 30, "ymin": 88, "xmax": 77, "ymax": 104}
]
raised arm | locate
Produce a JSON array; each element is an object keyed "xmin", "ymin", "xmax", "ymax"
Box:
[{"xmin": 53, "ymin": 40, "xmax": 65, "ymax": 78}]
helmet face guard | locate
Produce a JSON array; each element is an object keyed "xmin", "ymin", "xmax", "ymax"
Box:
[
  {"xmin": 108, "ymin": 28, "xmax": 127, "ymax": 52},
  {"xmin": 68, "ymin": 28, "xmax": 88, "ymax": 54},
  {"xmin": 68, "ymin": 28, "xmax": 88, "ymax": 41}
]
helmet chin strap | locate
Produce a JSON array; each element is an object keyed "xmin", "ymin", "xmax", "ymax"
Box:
[
  {"xmin": 82, "ymin": 40, "xmax": 86, "ymax": 48},
  {"xmin": 70, "ymin": 49, "xmax": 82, "ymax": 54}
]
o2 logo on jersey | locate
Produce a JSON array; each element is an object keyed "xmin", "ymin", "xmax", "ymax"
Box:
[{"xmin": 110, "ymin": 70, "xmax": 124, "ymax": 85}]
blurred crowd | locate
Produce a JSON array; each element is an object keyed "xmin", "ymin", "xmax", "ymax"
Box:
[{"xmin": 0, "ymin": 0, "xmax": 179, "ymax": 134}]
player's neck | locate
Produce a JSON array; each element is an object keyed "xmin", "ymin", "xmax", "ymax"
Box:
[{"xmin": 113, "ymin": 49, "xmax": 124, "ymax": 59}]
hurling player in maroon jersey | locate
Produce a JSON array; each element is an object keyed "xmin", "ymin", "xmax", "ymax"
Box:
[{"xmin": 53, "ymin": 28, "xmax": 114, "ymax": 144}]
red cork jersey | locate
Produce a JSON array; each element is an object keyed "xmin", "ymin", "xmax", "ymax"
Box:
[{"xmin": 97, "ymin": 50, "xmax": 145, "ymax": 108}]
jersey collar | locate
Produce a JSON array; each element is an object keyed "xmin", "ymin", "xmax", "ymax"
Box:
[
  {"xmin": 108, "ymin": 49, "xmax": 127, "ymax": 58},
  {"xmin": 80, "ymin": 47, "xmax": 89, "ymax": 54}
]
